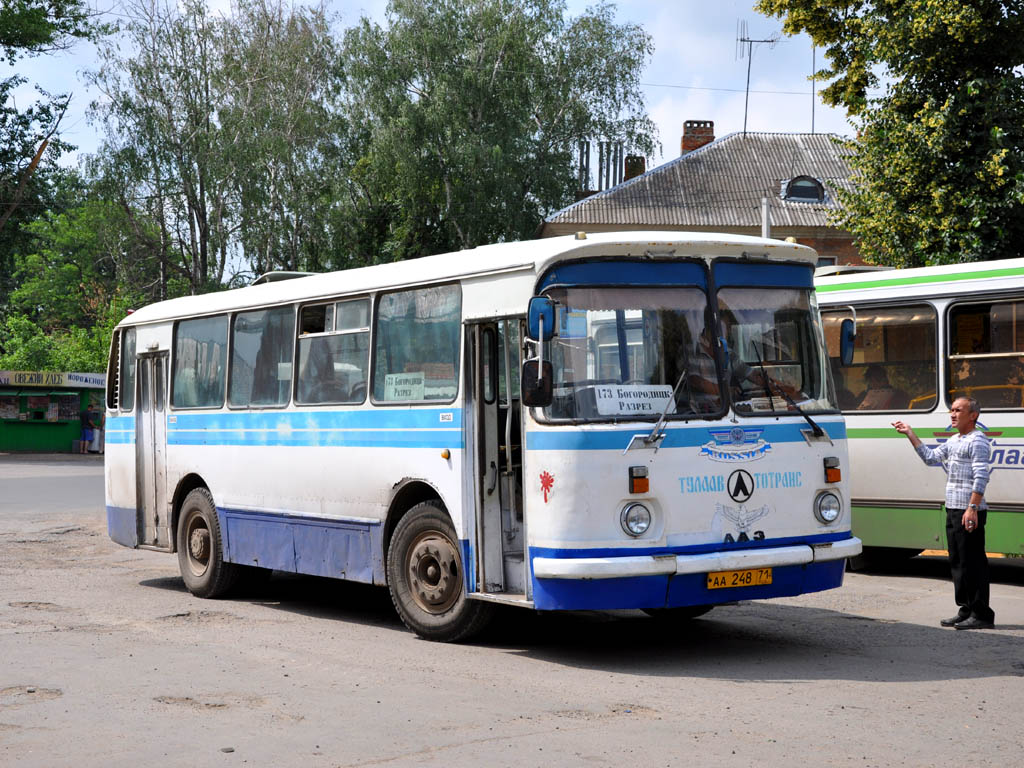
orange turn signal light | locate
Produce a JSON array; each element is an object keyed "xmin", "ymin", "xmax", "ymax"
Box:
[
  {"xmin": 824, "ymin": 457, "xmax": 841, "ymax": 483},
  {"xmin": 629, "ymin": 466, "xmax": 649, "ymax": 494}
]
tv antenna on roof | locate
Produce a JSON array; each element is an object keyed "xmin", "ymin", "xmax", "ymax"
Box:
[{"xmin": 736, "ymin": 20, "xmax": 780, "ymax": 135}]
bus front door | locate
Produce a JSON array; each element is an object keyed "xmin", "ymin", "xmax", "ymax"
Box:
[
  {"xmin": 470, "ymin": 322, "xmax": 526, "ymax": 596},
  {"xmin": 135, "ymin": 353, "xmax": 170, "ymax": 550}
]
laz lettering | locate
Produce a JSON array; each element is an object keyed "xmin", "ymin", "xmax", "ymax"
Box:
[{"xmin": 723, "ymin": 531, "xmax": 765, "ymax": 543}]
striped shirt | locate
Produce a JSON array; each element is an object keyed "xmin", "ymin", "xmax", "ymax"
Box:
[{"xmin": 915, "ymin": 429, "xmax": 991, "ymax": 510}]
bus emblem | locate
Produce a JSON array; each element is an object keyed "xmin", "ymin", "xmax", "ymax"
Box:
[
  {"xmin": 727, "ymin": 470, "xmax": 754, "ymax": 502},
  {"xmin": 700, "ymin": 428, "xmax": 772, "ymax": 463},
  {"xmin": 716, "ymin": 502, "xmax": 771, "ymax": 543}
]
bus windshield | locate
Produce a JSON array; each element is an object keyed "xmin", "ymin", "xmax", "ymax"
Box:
[
  {"xmin": 719, "ymin": 287, "xmax": 836, "ymax": 415},
  {"xmin": 541, "ymin": 285, "xmax": 836, "ymax": 421},
  {"xmin": 543, "ymin": 286, "xmax": 714, "ymax": 420}
]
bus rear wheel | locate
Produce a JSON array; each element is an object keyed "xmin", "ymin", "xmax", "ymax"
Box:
[
  {"xmin": 386, "ymin": 501, "xmax": 492, "ymax": 642},
  {"xmin": 176, "ymin": 488, "xmax": 239, "ymax": 598}
]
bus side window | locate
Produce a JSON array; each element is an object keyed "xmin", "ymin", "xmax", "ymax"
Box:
[
  {"xmin": 373, "ymin": 285, "xmax": 461, "ymax": 403},
  {"xmin": 822, "ymin": 305, "xmax": 937, "ymax": 412},
  {"xmin": 296, "ymin": 299, "xmax": 369, "ymax": 405},
  {"xmin": 949, "ymin": 299, "xmax": 1024, "ymax": 410},
  {"xmin": 120, "ymin": 327, "xmax": 137, "ymax": 412},
  {"xmin": 173, "ymin": 317, "xmax": 228, "ymax": 408},
  {"xmin": 229, "ymin": 306, "xmax": 295, "ymax": 408}
]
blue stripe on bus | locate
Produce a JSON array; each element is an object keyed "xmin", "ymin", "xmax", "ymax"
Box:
[
  {"xmin": 170, "ymin": 408, "xmax": 462, "ymax": 431},
  {"xmin": 531, "ymin": 558, "xmax": 846, "ymax": 611},
  {"xmin": 525, "ymin": 419, "xmax": 845, "ymax": 451},
  {"xmin": 105, "ymin": 415, "xmax": 136, "ymax": 445},
  {"xmin": 538, "ymin": 260, "xmax": 708, "ymax": 290},
  {"xmin": 714, "ymin": 262, "xmax": 814, "ymax": 289},
  {"xmin": 157, "ymin": 408, "xmax": 462, "ymax": 448},
  {"xmin": 167, "ymin": 430, "xmax": 461, "ymax": 449},
  {"xmin": 529, "ymin": 531, "xmax": 853, "ymax": 560}
]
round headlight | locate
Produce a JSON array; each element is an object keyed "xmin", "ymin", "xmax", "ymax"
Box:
[
  {"xmin": 814, "ymin": 492, "xmax": 842, "ymax": 524},
  {"xmin": 621, "ymin": 503, "xmax": 652, "ymax": 537}
]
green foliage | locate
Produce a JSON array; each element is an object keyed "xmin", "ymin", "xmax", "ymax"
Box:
[
  {"xmin": 0, "ymin": 0, "xmax": 104, "ymax": 60},
  {"xmin": 339, "ymin": 0, "xmax": 657, "ymax": 259},
  {"xmin": 757, "ymin": 0, "xmax": 1024, "ymax": 265},
  {"xmin": 1, "ymin": 0, "xmax": 105, "ymax": 304}
]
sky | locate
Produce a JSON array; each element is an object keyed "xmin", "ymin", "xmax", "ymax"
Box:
[{"xmin": 8, "ymin": 0, "xmax": 853, "ymax": 168}]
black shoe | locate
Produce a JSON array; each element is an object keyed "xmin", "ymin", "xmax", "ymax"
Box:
[
  {"xmin": 954, "ymin": 617, "xmax": 994, "ymax": 630},
  {"xmin": 940, "ymin": 614, "xmax": 969, "ymax": 627}
]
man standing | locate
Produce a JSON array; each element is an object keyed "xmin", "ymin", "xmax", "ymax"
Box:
[
  {"xmin": 892, "ymin": 397, "xmax": 995, "ymax": 630},
  {"xmin": 80, "ymin": 403, "xmax": 95, "ymax": 455}
]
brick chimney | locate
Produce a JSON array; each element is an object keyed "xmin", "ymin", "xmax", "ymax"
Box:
[
  {"xmin": 681, "ymin": 120, "xmax": 715, "ymax": 154},
  {"xmin": 623, "ymin": 155, "xmax": 646, "ymax": 180}
]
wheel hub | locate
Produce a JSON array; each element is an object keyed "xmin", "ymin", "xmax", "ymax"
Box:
[
  {"xmin": 407, "ymin": 534, "xmax": 460, "ymax": 614},
  {"xmin": 188, "ymin": 525, "xmax": 210, "ymax": 566}
]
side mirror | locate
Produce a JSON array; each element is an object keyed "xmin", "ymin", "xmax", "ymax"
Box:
[
  {"xmin": 521, "ymin": 359, "xmax": 553, "ymax": 407},
  {"xmin": 527, "ymin": 297, "xmax": 556, "ymax": 342},
  {"xmin": 840, "ymin": 318, "xmax": 856, "ymax": 366}
]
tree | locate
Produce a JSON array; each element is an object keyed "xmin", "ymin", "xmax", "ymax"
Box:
[
  {"xmin": 1, "ymin": 1, "xmax": 106, "ymax": 302},
  {"xmin": 90, "ymin": 0, "xmax": 232, "ymax": 294},
  {"xmin": 91, "ymin": 0, "xmax": 352, "ymax": 287},
  {"xmin": 218, "ymin": 0, "xmax": 348, "ymax": 276},
  {"xmin": 339, "ymin": 0, "xmax": 656, "ymax": 261},
  {"xmin": 757, "ymin": 0, "xmax": 1024, "ymax": 266}
]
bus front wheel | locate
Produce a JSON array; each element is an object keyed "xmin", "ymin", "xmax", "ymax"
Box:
[
  {"xmin": 386, "ymin": 501, "xmax": 492, "ymax": 642},
  {"xmin": 176, "ymin": 488, "xmax": 239, "ymax": 598}
]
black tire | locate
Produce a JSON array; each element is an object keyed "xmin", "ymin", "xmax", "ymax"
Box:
[
  {"xmin": 176, "ymin": 487, "xmax": 239, "ymax": 598},
  {"xmin": 386, "ymin": 501, "xmax": 493, "ymax": 642},
  {"xmin": 643, "ymin": 605, "xmax": 715, "ymax": 621}
]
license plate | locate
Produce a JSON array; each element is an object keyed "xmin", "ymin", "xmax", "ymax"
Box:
[{"xmin": 707, "ymin": 567, "xmax": 773, "ymax": 589}]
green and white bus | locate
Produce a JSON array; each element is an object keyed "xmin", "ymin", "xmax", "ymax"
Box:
[{"xmin": 816, "ymin": 259, "xmax": 1024, "ymax": 561}]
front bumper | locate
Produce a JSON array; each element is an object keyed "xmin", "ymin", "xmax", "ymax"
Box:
[
  {"xmin": 530, "ymin": 536, "xmax": 862, "ymax": 611},
  {"xmin": 533, "ymin": 536, "xmax": 862, "ymax": 580}
]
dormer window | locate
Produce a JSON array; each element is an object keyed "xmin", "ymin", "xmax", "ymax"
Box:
[{"xmin": 781, "ymin": 175, "xmax": 826, "ymax": 203}]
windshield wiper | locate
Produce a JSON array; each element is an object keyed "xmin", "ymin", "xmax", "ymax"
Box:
[
  {"xmin": 748, "ymin": 340, "xmax": 776, "ymax": 412},
  {"xmin": 751, "ymin": 341, "xmax": 825, "ymax": 438},
  {"xmin": 645, "ymin": 365, "xmax": 689, "ymax": 446}
]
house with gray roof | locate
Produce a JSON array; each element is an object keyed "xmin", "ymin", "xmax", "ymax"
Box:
[{"xmin": 541, "ymin": 123, "xmax": 864, "ymax": 266}]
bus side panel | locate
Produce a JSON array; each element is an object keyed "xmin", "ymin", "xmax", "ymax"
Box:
[
  {"xmin": 847, "ymin": 412, "xmax": 1024, "ymax": 555},
  {"xmin": 221, "ymin": 508, "xmax": 384, "ymax": 583},
  {"xmin": 163, "ymin": 408, "xmax": 466, "ymax": 585},
  {"xmin": 105, "ymin": 413, "xmax": 138, "ymax": 548}
]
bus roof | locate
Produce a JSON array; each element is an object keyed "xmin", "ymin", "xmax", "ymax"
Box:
[
  {"xmin": 120, "ymin": 231, "xmax": 818, "ymax": 327},
  {"xmin": 815, "ymin": 256, "xmax": 1024, "ymax": 301}
]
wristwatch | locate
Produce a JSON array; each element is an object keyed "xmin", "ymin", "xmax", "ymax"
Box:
[{"xmin": 968, "ymin": 503, "xmax": 978, "ymax": 511}]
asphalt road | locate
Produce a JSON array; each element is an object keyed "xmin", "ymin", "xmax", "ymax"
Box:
[{"xmin": 2, "ymin": 454, "xmax": 1023, "ymax": 768}]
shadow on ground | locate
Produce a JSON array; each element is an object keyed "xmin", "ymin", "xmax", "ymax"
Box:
[{"xmin": 141, "ymin": 560, "xmax": 1024, "ymax": 686}]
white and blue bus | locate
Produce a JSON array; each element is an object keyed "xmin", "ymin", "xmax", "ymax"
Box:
[{"xmin": 104, "ymin": 231, "xmax": 860, "ymax": 641}]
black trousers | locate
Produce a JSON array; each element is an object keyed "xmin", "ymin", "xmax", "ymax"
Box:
[{"xmin": 945, "ymin": 507, "xmax": 995, "ymax": 623}]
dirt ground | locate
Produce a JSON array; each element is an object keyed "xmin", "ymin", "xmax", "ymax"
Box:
[{"xmin": 2, "ymin": 455, "xmax": 1023, "ymax": 768}]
